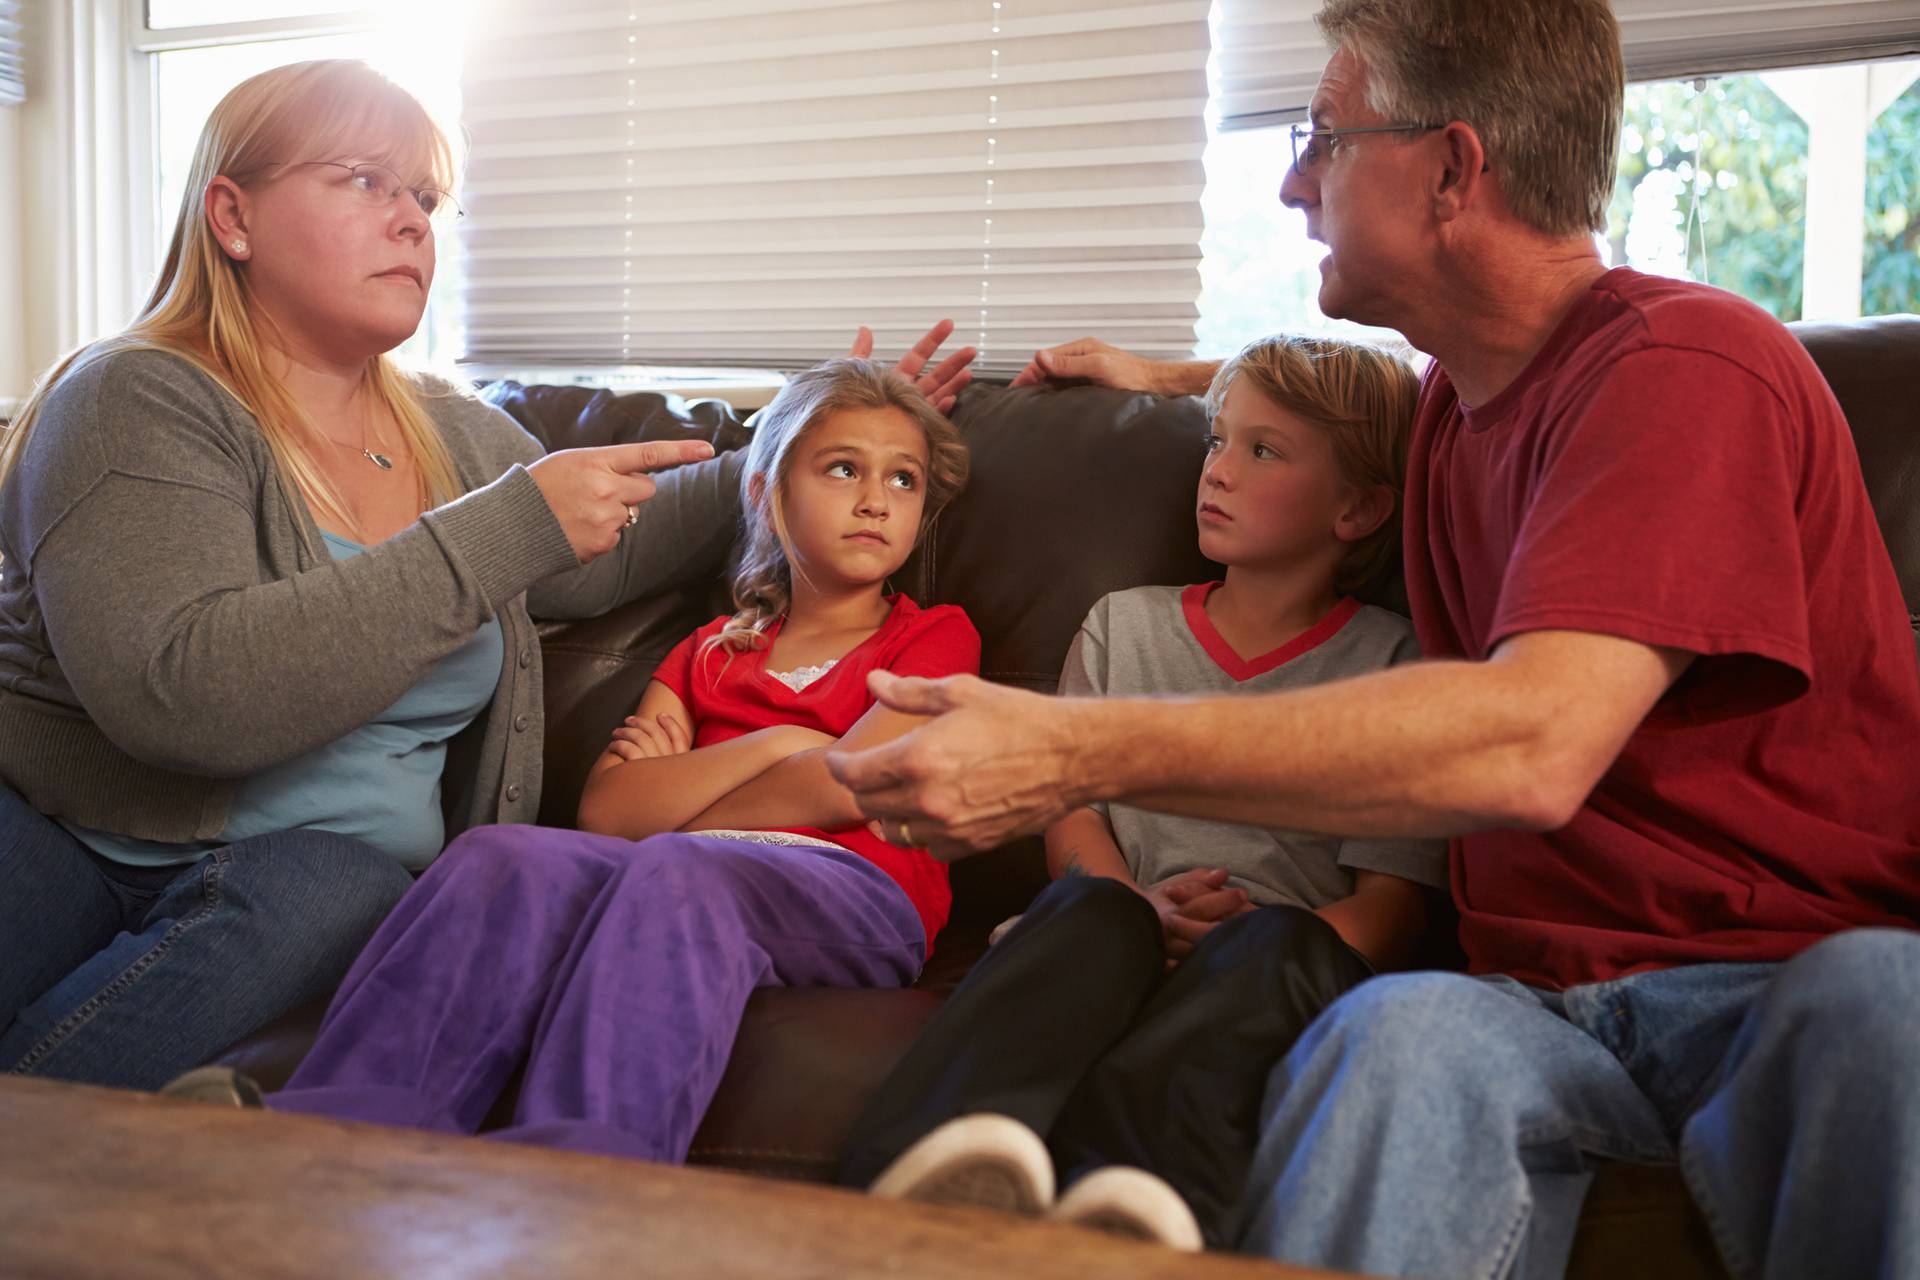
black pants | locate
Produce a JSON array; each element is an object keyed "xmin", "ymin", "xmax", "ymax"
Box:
[{"xmin": 835, "ymin": 875, "xmax": 1374, "ymax": 1247}]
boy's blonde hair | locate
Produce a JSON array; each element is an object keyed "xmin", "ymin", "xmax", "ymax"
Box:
[
  {"xmin": 0, "ymin": 60, "xmax": 461, "ymax": 539},
  {"xmin": 709, "ymin": 358, "xmax": 970, "ymax": 657},
  {"xmin": 1204, "ymin": 335, "xmax": 1421, "ymax": 594}
]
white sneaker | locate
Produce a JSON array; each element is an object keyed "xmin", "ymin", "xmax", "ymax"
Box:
[
  {"xmin": 867, "ymin": 1113, "xmax": 1055, "ymax": 1215},
  {"xmin": 1051, "ymin": 1166, "xmax": 1204, "ymax": 1252}
]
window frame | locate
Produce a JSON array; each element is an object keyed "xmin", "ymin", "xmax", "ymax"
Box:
[
  {"xmin": 113, "ymin": 3, "xmax": 792, "ymax": 395},
  {"xmin": 131, "ymin": 5, "xmax": 381, "ymax": 50},
  {"xmin": 114, "ymin": 2, "xmax": 385, "ymax": 337}
]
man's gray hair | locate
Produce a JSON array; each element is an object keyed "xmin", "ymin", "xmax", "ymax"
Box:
[{"xmin": 1316, "ymin": 0, "xmax": 1624, "ymax": 237}]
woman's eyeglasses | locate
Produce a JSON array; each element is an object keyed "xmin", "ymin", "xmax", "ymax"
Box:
[{"xmin": 275, "ymin": 160, "xmax": 464, "ymax": 224}]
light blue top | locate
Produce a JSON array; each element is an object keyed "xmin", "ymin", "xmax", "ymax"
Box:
[{"xmin": 64, "ymin": 531, "xmax": 504, "ymax": 870}]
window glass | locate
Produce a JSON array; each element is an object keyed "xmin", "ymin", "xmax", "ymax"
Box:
[
  {"xmin": 1609, "ymin": 75, "xmax": 1808, "ymax": 321},
  {"xmin": 1197, "ymin": 57, "xmax": 1920, "ymax": 353},
  {"xmin": 154, "ymin": 36, "xmax": 365, "ymax": 242},
  {"xmin": 1194, "ymin": 126, "xmax": 1400, "ymax": 359},
  {"xmin": 146, "ymin": 3, "xmax": 370, "ymax": 30},
  {"xmin": 148, "ymin": 16, "xmax": 468, "ymax": 366},
  {"xmin": 1864, "ymin": 75, "xmax": 1920, "ymax": 318}
]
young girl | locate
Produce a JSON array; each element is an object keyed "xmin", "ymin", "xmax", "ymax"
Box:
[
  {"xmin": 258, "ymin": 358, "xmax": 978, "ymax": 1161},
  {"xmin": 835, "ymin": 336, "xmax": 1446, "ymax": 1249}
]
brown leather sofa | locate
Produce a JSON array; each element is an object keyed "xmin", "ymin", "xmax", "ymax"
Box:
[{"xmin": 218, "ymin": 315, "xmax": 1920, "ymax": 1279}]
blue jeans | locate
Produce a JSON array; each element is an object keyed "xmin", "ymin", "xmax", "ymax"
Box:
[
  {"xmin": 1238, "ymin": 929, "xmax": 1920, "ymax": 1280},
  {"xmin": 0, "ymin": 782, "xmax": 414, "ymax": 1088}
]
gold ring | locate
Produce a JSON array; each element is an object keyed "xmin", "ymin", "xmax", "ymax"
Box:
[
  {"xmin": 625, "ymin": 505, "xmax": 638, "ymax": 527},
  {"xmin": 897, "ymin": 819, "xmax": 914, "ymax": 847}
]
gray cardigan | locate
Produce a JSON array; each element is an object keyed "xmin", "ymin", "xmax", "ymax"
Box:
[{"xmin": 0, "ymin": 348, "xmax": 745, "ymax": 845}]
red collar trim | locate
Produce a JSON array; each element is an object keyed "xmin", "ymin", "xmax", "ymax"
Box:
[{"xmin": 1181, "ymin": 583, "xmax": 1361, "ymax": 682}]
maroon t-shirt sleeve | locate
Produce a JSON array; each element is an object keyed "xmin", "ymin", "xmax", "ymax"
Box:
[
  {"xmin": 883, "ymin": 608, "xmax": 983, "ymax": 680},
  {"xmin": 1491, "ymin": 347, "xmax": 1813, "ymax": 723}
]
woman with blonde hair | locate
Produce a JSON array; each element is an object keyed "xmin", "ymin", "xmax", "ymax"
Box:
[{"xmin": 0, "ymin": 59, "xmax": 970, "ymax": 1090}]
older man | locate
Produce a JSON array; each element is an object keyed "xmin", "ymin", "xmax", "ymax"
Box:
[{"xmin": 827, "ymin": 1, "xmax": 1920, "ymax": 1276}]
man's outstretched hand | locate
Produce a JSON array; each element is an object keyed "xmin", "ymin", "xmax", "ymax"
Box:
[
  {"xmin": 825, "ymin": 671, "xmax": 1085, "ymax": 860},
  {"xmin": 1008, "ymin": 337, "xmax": 1218, "ymax": 397},
  {"xmin": 850, "ymin": 319, "xmax": 976, "ymax": 414}
]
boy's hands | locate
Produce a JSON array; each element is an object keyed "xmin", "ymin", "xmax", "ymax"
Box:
[{"xmin": 1144, "ymin": 868, "xmax": 1252, "ymax": 963}]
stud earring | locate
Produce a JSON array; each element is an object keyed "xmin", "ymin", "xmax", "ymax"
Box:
[{"xmin": 232, "ymin": 239, "xmax": 247, "ymax": 255}]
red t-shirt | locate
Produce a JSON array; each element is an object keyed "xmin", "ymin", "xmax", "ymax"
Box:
[
  {"xmin": 649, "ymin": 594, "xmax": 981, "ymax": 950},
  {"xmin": 1407, "ymin": 267, "xmax": 1920, "ymax": 989}
]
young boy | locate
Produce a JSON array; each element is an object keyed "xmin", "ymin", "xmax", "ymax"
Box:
[{"xmin": 833, "ymin": 335, "xmax": 1447, "ymax": 1251}]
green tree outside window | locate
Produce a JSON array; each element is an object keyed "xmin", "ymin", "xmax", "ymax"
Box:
[
  {"xmin": 1609, "ymin": 78, "xmax": 1808, "ymax": 321},
  {"xmin": 1864, "ymin": 82, "xmax": 1920, "ymax": 318}
]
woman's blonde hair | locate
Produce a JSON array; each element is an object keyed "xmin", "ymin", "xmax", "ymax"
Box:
[
  {"xmin": 708, "ymin": 358, "xmax": 970, "ymax": 657},
  {"xmin": 1205, "ymin": 334, "xmax": 1420, "ymax": 595},
  {"xmin": 0, "ymin": 59, "xmax": 461, "ymax": 537}
]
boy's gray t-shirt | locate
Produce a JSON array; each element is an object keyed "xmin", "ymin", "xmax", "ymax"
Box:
[{"xmin": 1060, "ymin": 584, "xmax": 1448, "ymax": 909}]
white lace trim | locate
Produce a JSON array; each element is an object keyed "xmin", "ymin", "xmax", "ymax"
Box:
[
  {"xmin": 767, "ymin": 658, "xmax": 838, "ymax": 693},
  {"xmin": 683, "ymin": 829, "xmax": 848, "ymax": 851}
]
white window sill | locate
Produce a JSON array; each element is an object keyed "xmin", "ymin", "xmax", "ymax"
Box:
[{"xmin": 460, "ymin": 366, "xmax": 786, "ymax": 413}]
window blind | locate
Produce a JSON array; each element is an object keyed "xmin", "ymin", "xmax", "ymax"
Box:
[
  {"xmin": 458, "ymin": 0, "xmax": 1212, "ymax": 375},
  {"xmin": 1215, "ymin": 0, "xmax": 1920, "ymax": 131},
  {"xmin": 1211, "ymin": 1, "xmax": 1323, "ymax": 131},
  {"xmin": 1612, "ymin": 0, "xmax": 1920, "ymax": 83},
  {"xmin": 0, "ymin": 1, "xmax": 25, "ymax": 106}
]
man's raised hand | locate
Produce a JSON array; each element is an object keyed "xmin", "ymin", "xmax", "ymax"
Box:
[
  {"xmin": 1008, "ymin": 337, "xmax": 1216, "ymax": 396},
  {"xmin": 849, "ymin": 319, "xmax": 977, "ymax": 414}
]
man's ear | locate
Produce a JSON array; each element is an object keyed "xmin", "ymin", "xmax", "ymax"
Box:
[
  {"xmin": 205, "ymin": 175, "xmax": 252, "ymax": 260},
  {"xmin": 1431, "ymin": 121, "xmax": 1490, "ymax": 222},
  {"xmin": 1335, "ymin": 483, "xmax": 1396, "ymax": 543}
]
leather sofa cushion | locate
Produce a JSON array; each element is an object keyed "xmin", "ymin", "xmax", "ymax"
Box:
[{"xmin": 1793, "ymin": 317, "xmax": 1920, "ymax": 656}]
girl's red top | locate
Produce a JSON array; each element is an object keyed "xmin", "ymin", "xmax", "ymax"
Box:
[{"xmin": 650, "ymin": 594, "xmax": 982, "ymax": 950}]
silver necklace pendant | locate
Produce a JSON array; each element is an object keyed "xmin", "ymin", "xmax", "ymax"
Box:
[{"xmin": 363, "ymin": 449, "xmax": 394, "ymax": 470}]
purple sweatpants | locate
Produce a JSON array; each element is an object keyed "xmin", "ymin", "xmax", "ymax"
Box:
[{"xmin": 271, "ymin": 826, "xmax": 926, "ymax": 1161}]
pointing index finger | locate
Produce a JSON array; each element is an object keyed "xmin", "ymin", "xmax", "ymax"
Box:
[{"xmin": 601, "ymin": 439, "xmax": 716, "ymax": 475}]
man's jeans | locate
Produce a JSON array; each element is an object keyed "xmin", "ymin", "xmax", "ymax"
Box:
[
  {"xmin": 0, "ymin": 782, "xmax": 414, "ymax": 1089},
  {"xmin": 1238, "ymin": 929, "xmax": 1920, "ymax": 1280}
]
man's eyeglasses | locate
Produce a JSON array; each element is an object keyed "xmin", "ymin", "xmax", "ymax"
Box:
[
  {"xmin": 1288, "ymin": 122, "xmax": 1445, "ymax": 177},
  {"xmin": 276, "ymin": 160, "xmax": 464, "ymax": 224}
]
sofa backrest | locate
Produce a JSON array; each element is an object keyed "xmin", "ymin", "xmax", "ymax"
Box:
[
  {"xmin": 491, "ymin": 313, "xmax": 1920, "ymax": 931},
  {"xmin": 1792, "ymin": 317, "xmax": 1920, "ymax": 618}
]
